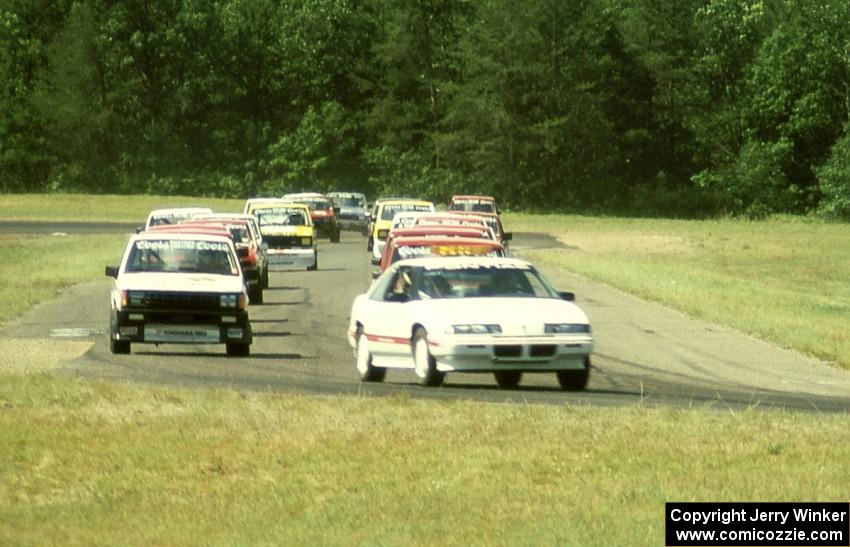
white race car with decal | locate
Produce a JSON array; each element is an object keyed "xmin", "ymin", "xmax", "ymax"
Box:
[
  {"xmin": 105, "ymin": 232, "xmax": 252, "ymax": 356},
  {"xmin": 347, "ymin": 256, "xmax": 592, "ymax": 389}
]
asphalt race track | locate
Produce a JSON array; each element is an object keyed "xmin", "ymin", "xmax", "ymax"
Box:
[{"xmin": 3, "ymin": 225, "xmax": 850, "ymax": 412}]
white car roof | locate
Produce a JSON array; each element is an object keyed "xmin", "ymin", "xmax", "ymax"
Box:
[
  {"xmin": 148, "ymin": 207, "xmax": 213, "ymax": 215},
  {"xmin": 282, "ymin": 192, "xmax": 326, "ymax": 199},
  {"xmin": 132, "ymin": 231, "xmax": 234, "ymax": 244},
  {"xmin": 390, "ymin": 256, "xmax": 532, "ymax": 270},
  {"xmin": 193, "ymin": 213, "xmax": 254, "ymax": 220}
]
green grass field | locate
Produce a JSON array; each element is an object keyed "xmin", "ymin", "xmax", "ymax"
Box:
[
  {"xmin": 505, "ymin": 213, "xmax": 850, "ymax": 369},
  {"xmin": 0, "ymin": 195, "xmax": 848, "ymax": 545},
  {"xmin": 0, "ymin": 193, "xmax": 243, "ymax": 223},
  {"xmin": 1, "ymin": 364, "xmax": 848, "ymax": 546}
]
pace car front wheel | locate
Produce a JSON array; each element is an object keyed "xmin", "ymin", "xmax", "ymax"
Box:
[
  {"xmin": 556, "ymin": 357, "xmax": 590, "ymax": 391},
  {"xmin": 413, "ymin": 327, "xmax": 444, "ymax": 387}
]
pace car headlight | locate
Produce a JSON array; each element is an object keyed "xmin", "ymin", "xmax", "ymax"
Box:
[
  {"xmin": 544, "ymin": 323, "xmax": 591, "ymax": 334},
  {"xmin": 301, "ymin": 237, "xmax": 312, "ymax": 246},
  {"xmin": 446, "ymin": 324, "xmax": 502, "ymax": 334},
  {"xmin": 377, "ymin": 229, "xmax": 389, "ymax": 239}
]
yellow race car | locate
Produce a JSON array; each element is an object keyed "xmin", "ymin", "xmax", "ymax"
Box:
[
  {"xmin": 248, "ymin": 202, "xmax": 318, "ymax": 271},
  {"xmin": 368, "ymin": 198, "xmax": 435, "ymax": 259}
]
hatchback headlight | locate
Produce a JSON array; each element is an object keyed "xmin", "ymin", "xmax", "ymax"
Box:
[
  {"xmin": 447, "ymin": 324, "xmax": 502, "ymax": 334},
  {"xmin": 220, "ymin": 294, "xmax": 238, "ymax": 308},
  {"xmin": 301, "ymin": 237, "xmax": 312, "ymax": 246},
  {"xmin": 377, "ymin": 229, "xmax": 389, "ymax": 239},
  {"xmin": 544, "ymin": 323, "xmax": 591, "ymax": 334},
  {"xmin": 121, "ymin": 290, "xmax": 145, "ymax": 307}
]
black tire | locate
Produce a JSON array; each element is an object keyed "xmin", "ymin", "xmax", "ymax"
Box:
[
  {"xmin": 412, "ymin": 327, "xmax": 444, "ymax": 387},
  {"xmin": 261, "ymin": 266, "xmax": 269, "ymax": 288},
  {"xmin": 226, "ymin": 343, "xmax": 250, "ymax": 357},
  {"xmin": 249, "ymin": 284, "xmax": 263, "ymax": 304},
  {"xmin": 110, "ymin": 336, "xmax": 130, "ymax": 355},
  {"xmin": 307, "ymin": 254, "xmax": 318, "ymax": 271},
  {"xmin": 494, "ymin": 371, "xmax": 522, "ymax": 389},
  {"xmin": 355, "ymin": 328, "xmax": 386, "ymax": 382},
  {"xmin": 556, "ymin": 357, "xmax": 591, "ymax": 391},
  {"xmin": 366, "ymin": 236, "xmax": 373, "ymax": 252}
]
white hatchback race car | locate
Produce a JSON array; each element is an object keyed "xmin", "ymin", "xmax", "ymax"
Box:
[
  {"xmin": 142, "ymin": 207, "xmax": 213, "ymax": 230},
  {"xmin": 347, "ymin": 257, "xmax": 592, "ymax": 389},
  {"xmin": 105, "ymin": 231, "xmax": 252, "ymax": 356}
]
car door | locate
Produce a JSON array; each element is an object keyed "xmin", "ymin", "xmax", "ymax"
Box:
[{"xmin": 361, "ymin": 266, "xmax": 416, "ymax": 364}]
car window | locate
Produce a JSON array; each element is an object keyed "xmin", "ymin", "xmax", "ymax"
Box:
[
  {"xmin": 381, "ymin": 204, "xmax": 433, "ymax": 221},
  {"xmin": 417, "ymin": 265, "xmax": 556, "ymax": 299},
  {"xmin": 382, "ymin": 267, "xmax": 416, "ymax": 302},
  {"xmin": 256, "ymin": 208, "xmax": 309, "ymax": 226},
  {"xmin": 126, "ymin": 239, "xmax": 238, "ymax": 275}
]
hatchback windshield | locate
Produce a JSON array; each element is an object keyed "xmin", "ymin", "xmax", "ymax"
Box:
[
  {"xmin": 449, "ymin": 200, "xmax": 495, "ymax": 213},
  {"xmin": 126, "ymin": 239, "xmax": 238, "ymax": 275},
  {"xmin": 381, "ymin": 203, "xmax": 433, "ymax": 220},
  {"xmin": 339, "ymin": 196, "xmax": 365, "ymax": 207},
  {"xmin": 256, "ymin": 208, "xmax": 309, "ymax": 226}
]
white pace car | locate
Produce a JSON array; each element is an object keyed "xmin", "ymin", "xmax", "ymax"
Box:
[{"xmin": 346, "ymin": 256, "xmax": 593, "ymax": 390}]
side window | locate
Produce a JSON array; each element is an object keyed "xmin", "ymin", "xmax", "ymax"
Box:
[{"xmin": 383, "ymin": 267, "xmax": 415, "ymax": 302}]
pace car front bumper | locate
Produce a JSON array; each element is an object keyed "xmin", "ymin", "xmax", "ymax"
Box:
[{"xmin": 427, "ymin": 334, "xmax": 593, "ymax": 372}]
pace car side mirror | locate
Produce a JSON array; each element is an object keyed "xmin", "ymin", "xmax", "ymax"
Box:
[
  {"xmin": 105, "ymin": 266, "xmax": 119, "ymax": 278},
  {"xmin": 333, "ymin": 206, "xmax": 341, "ymax": 215},
  {"xmin": 371, "ymin": 256, "xmax": 381, "ymax": 266},
  {"xmin": 559, "ymin": 291, "xmax": 575, "ymax": 302},
  {"xmin": 371, "ymin": 270, "xmax": 381, "ymax": 280},
  {"xmin": 135, "ymin": 226, "xmax": 143, "ymax": 234},
  {"xmin": 503, "ymin": 232, "xmax": 513, "ymax": 242}
]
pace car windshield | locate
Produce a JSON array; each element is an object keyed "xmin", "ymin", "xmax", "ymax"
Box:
[{"xmin": 411, "ymin": 265, "xmax": 557, "ymax": 299}]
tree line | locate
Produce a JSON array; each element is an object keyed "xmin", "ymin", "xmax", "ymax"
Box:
[{"xmin": 2, "ymin": 0, "xmax": 849, "ymax": 217}]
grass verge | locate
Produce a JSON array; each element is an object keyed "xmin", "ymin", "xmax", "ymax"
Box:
[
  {"xmin": 504, "ymin": 213, "xmax": 850, "ymax": 369},
  {"xmin": 0, "ymin": 233, "xmax": 128, "ymax": 324},
  {"xmin": 0, "ymin": 367, "xmax": 848, "ymax": 546},
  {"xmin": 0, "ymin": 193, "xmax": 243, "ymax": 223}
]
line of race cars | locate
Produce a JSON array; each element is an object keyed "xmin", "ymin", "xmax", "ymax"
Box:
[{"xmin": 106, "ymin": 193, "xmax": 593, "ymax": 390}]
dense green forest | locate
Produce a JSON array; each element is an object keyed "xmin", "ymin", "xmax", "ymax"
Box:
[{"xmin": 2, "ymin": 0, "xmax": 849, "ymax": 216}]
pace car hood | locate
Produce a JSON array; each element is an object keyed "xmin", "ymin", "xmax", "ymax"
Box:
[
  {"xmin": 116, "ymin": 272, "xmax": 245, "ymax": 294},
  {"xmin": 415, "ymin": 297, "xmax": 589, "ymax": 336}
]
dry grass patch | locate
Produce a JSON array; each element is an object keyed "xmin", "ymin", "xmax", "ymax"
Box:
[{"xmin": 0, "ymin": 339, "xmax": 92, "ymax": 374}]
